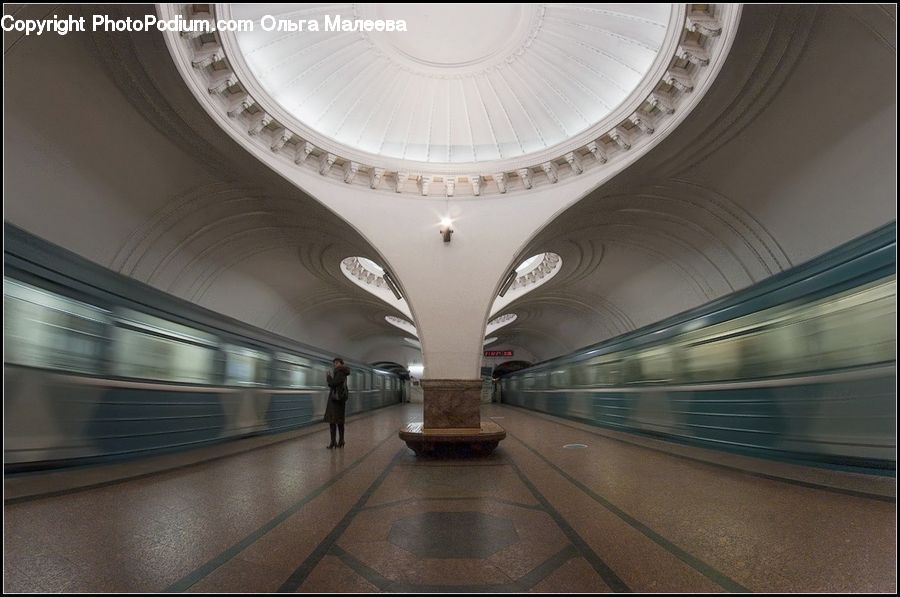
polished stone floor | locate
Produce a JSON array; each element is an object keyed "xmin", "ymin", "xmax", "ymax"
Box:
[{"xmin": 3, "ymin": 404, "xmax": 896, "ymax": 592}]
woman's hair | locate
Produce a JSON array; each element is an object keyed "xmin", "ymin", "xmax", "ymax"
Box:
[{"xmin": 333, "ymin": 357, "xmax": 344, "ymax": 365}]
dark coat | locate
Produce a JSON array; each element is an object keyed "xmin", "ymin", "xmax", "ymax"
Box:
[{"xmin": 323, "ymin": 364, "xmax": 350, "ymax": 424}]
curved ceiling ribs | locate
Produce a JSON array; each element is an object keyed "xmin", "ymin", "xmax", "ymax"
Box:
[
  {"xmin": 497, "ymin": 178, "xmax": 792, "ymax": 352},
  {"xmin": 108, "ymin": 180, "xmax": 411, "ymax": 357}
]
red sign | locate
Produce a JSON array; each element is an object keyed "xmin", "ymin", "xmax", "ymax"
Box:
[{"xmin": 484, "ymin": 350, "xmax": 514, "ymax": 357}]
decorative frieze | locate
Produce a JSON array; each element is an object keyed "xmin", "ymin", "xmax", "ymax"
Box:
[
  {"xmin": 541, "ymin": 162, "xmax": 558, "ymax": 183},
  {"xmin": 494, "ymin": 172, "xmax": 507, "ymax": 194},
  {"xmin": 564, "ymin": 152, "xmax": 583, "ymax": 174},
  {"xmin": 687, "ymin": 12, "xmax": 722, "ymax": 37},
  {"xmin": 248, "ymin": 113, "xmax": 271, "ymax": 136},
  {"xmin": 207, "ymin": 73, "xmax": 236, "ymax": 95},
  {"xmin": 665, "ymin": 68, "xmax": 694, "ymax": 92},
  {"xmin": 369, "ymin": 167, "xmax": 385, "ymax": 189},
  {"xmin": 319, "ymin": 153, "xmax": 336, "ymax": 175},
  {"xmin": 678, "ymin": 42, "xmax": 710, "ymax": 66},
  {"xmin": 444, "ymin": 176, "xmax": 456, "ymax": 197},
  {"xmin": 517, "ymin": 168, "xmax": 533, "ymax": 190},
  {"xmin": 629, "ymin": 113, "xmax": 655, "ymax": 135},
  {"xmin": 227, "ymin": 96, "xmax": 255, "ymax": 118},
  {"xmin": 610, "ymin": 127, "xmax": 632, "ymax": 151},
  {"xmin": 395, "ymin": 170, "xmax": 409, "ymax": 193},
  {"xmin": 270, "ymin": 128, "xmax": 292, "ymax": 152},
  {"xmin": 294, "ymin": 141, "xmax": 314, "ymax": 164},
  {"xmin": 649, "ymin": 92, "xmax": 675, "ymax": 114},
  {"xmin": 470, "ymin": 175, "xmax": 482, "ymax": 196},
  {"xmin": 586, "ymin": 141, "xmax": 608, "ymax": 164},
  {"xmin": 419, "ymin": 175, "xmax": 432, "ymax": 196},
  {"xmin": 191, "ymin": 50, "xmax": 221, "ymax": 69},
  {"xmin": 343, "ymin": 161, "xmax": 360, "ymax": 184}
]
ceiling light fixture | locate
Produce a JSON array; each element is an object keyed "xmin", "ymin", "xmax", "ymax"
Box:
[{"xmin": 440, "ymin": 217, "xmax": 453, "ymax": 243}]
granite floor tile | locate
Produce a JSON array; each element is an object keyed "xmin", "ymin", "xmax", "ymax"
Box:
[{"xmin": 5, "ymin": 404, "xmax": 895, "ymax": 593}]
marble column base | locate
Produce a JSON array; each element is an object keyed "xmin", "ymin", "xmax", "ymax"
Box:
[
  {"xmin": 400, "ymin": 379, "xmax": 506, "ymax": 457},
  {"xmin": 422, "ymin": 379, "xmax": 482, "ymax": 430},
  {"xmin": 399, "ymin": 421, "xmax": 507, "ymax": 457}
]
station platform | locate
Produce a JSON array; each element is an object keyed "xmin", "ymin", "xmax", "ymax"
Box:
[{"xmin": 4, "ymin": 403, "xmax": 896, "ymax": 593}]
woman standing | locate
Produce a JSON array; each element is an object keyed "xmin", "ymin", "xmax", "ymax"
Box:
[{"xmin": 324, "ymin": 357, "xmax": 350, "ymax": 449}]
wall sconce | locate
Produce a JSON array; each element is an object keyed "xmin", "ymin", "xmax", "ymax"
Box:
[
  {"xmin": 440, "ymin": 217, "xmax": 453, "ymax": 243},
  {"xmin": 498, "ymin": 269, "xmax": 517, "ymax": 297},
  {"xmin": 382, "ymin": 270, "xmax": 403, "ymax": 300}
]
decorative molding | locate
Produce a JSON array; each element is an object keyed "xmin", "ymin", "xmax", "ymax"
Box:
[
  {"xmin": 343, "ymin": 161, "xmax": 360, "ymax": 184},
  {"xmin": 369, "ymin": 167, "xmax": 385, "ymax": 190},
  {"xmin": 485, "ymin": 313, "xmax": 518, "ymax": 336},
  {"xmin": 541, "ymin": 162, "xmax": 558, "ymax": 184},
  {"xmin": 341, "ymin": 256, "xmax": 413, "ymax": 319},
  {"xmin": 490, "ymin": 252, "xmax": 563, "ymax": 317}
]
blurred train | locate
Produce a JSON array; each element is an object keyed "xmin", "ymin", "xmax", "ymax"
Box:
[
  {"xmin": 501, "ymin": 223, "xmax": 896, "ymax": 471},
  {"xmin": 3, "ymin": 224, "xmax": 402, "ymax": 471}
]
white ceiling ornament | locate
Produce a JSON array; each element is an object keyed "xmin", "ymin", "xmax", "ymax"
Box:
[
  {"xmin": 341, "ymin": 256, "xmax": 412, "ymax": 318},
  {"xmin": 486, "ymin": 313, "xmax": 518, "ymax": 336},
  {"xmin": 161, "ymin": 3, "xmax": 740, "ymax": 196},
  {"xmin": 491, "ymin": 252, "xmax": 561, "ymax": 316},
  {"xmin": 385, "ymin": 315, "xmax": 417, "ymax": 336}
]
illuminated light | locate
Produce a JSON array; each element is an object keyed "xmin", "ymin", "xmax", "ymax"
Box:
[
  {"xmin": 408, "ymin": 363, "xmax": 425, "ymax": 377},
  {"xmin": 439, "ymin": 217, "xmax": 454, "ymax": 243}
]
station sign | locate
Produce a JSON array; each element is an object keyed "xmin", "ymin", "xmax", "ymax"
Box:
[{"xmin": 484, "ymin": 350, "xmax": 514, "ymax": 357}]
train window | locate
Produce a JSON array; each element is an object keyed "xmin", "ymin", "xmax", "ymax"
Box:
[
  {"xmin": 800, "ymin": 279, "xmax": 896, "ymax": 371},
  {"xmin": 111, "ymin": 308, "xmax": 218, "ymax": 384},
  {"xmin": 549, "ymin": 368, "xmax": 571, "ymax": 388},
  {"xmin": 224, "ymin": 345, "xmax": 270, "ymax": 386},
  {"xmin": 622, "ymin": 353, "xmax": 645, "ymax": 384},
  {"xmin": 683, "ymin": 337, "xmax": 741, "ymax": 382},
  {"xmin": 272, "ymin": 352, "xmax": 314, "ymax": 388},
  {"xmin": 584, "ymin": 356, "xmax": 623, "ymax": 387},
  {"xmin": 310, "ymin": 363, "xmax": 328, "ymax": 388},
  {"xmin": 634, "ymin": 347, "xmax": 677, "ymax": 384},
  {"xmin": 4, "ymin": 278, "xmax": 109, "ymax": 375},
  {"xmin": 676, "ymin": 277, "xmax": 897, "ymax": 382}
]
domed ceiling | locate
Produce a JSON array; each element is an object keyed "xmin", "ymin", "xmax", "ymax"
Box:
[{"xmin": 225, "ymin": 3, "xmax": 677, "ymax": 168}]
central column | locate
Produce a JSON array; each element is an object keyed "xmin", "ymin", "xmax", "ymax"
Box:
[
  {"xmin": 401, "ymin": 376, "xmax": 503, "ymax": 456},
  {"xmin": 283, "ymin": 171, "xmax": 608, "ymax": 456},
  {"xmin": 422, "ymin": 379, "xmax": 482, "ymax": 429}
]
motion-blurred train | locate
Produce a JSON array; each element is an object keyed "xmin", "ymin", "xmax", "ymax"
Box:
[
  {"xmin": 501, "ymin": 224, "xmax": 896, "ymax": 471},
  {"xmin": 3, "ymin": 224, "xmax": 402, "ymax": 471}
]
